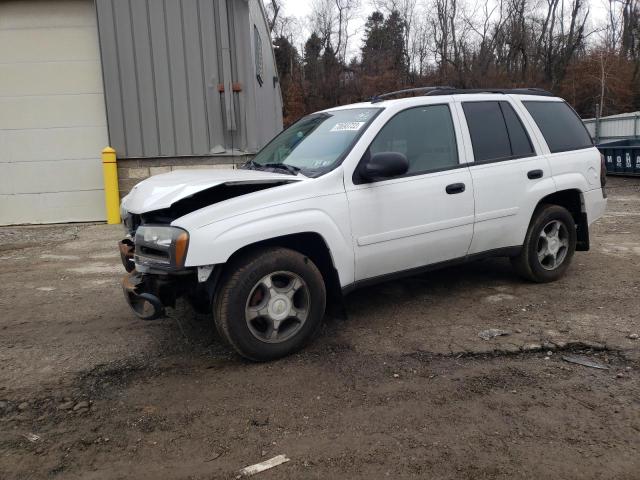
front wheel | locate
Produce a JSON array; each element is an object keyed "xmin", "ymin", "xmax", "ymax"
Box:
[
  {"xmin": 214, "ymin": 247, "xmax": 326, "ymax": 361},
  {"xmin": 511, "ymin": 204, "xmax": 577, "ymax": 283}
]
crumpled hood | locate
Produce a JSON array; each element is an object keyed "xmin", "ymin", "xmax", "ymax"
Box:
[{"xmin": 121, "ymin": 168, "xmax": 303, "ymax": 214}]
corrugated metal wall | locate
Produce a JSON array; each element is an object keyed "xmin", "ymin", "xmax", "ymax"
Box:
[
  {"xmin": 95, "ymin": 0, "xmax": 281, "ymax": 158},
  {"xmin": 584, "ymin": 112, "xmax": 640, "ymax": 143}
]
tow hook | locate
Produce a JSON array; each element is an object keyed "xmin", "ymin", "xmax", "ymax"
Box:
[
  {"xmin": 122, "ymin": 270, "xmax": 164, "ymax": 320},
  {"xmin": 118, "ymin": 239, "xmax": 135, "ymax": 273}
]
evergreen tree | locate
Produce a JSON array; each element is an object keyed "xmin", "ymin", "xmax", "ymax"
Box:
[
  {"xmin": 385, "ymin": 11, "xmax": 408, "ymax": 75},
  {"xmin": 303, "ymin": 33, "xmax": 323, "ymax": 86},
  {"xmin": 321, "ymin": 43, "xmax": 341, "ymax": 106},
  {"xmin": 361, "ymin": 11, "xmax": 386, "ymax": 75},
  {"xmin": 273, "ymin": 36, "xmax": 298, "ymax": 78},
  {"xmin": 360, "ymin": 10, "xmax": 408, "ymax": 94}
]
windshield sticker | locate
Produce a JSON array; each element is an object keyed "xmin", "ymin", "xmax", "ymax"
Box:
[
  {"xmin": 356, "ymin": 111, "xmax": 373, "ymax": 120},
  {"xmin": 330, "ymin": 121, "xmax": 366, "ymax": 132}
]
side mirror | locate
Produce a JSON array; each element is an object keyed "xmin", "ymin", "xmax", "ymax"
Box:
[{"xmin": 359, "ymin": 151, "xmax": 409, "ymax": 182}]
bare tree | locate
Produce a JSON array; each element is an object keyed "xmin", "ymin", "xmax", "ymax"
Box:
[
  {"xmin": 269, "ymin": 0, "xmax": 637, "ymax": 118},
  {"xmin": 620, "ymin": 0, "xmax": 639, "ymax": 58},
  {"xmin": 309, "ymin": 0, "xmax": 361, "ymax": 62},
  {"xmin": 410, "ymin": 10, "xmax": 432, "ymax": 76},
  {"xmin": 265, "ymin": 0, "xmax": 282, "ymax": 33}
]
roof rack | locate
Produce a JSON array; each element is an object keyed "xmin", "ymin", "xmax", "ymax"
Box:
[
  {"xmin": 370, "ymin": 86, "xmax": 554, "ymax": 103},
  {"xmin": 370, "ymin": 86, "xmax": 454, "ymax": 103}
]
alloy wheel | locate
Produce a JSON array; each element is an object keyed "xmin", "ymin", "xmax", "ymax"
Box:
[
  {"xmin": 536, "ymin": 220, "xmax": 569, "ymax": 270},
  {"xmin": 244, "ymin": 271, "xmax": 310, "ymax": 343}
]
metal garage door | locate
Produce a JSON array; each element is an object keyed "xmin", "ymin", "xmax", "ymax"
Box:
[{"xmin": 0, "ymin": 0, "xmax": 108, "ymax": 225}]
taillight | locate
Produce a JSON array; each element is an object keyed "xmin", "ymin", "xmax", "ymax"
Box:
[{"xmin": 600, "ymin": 153, "xmax": 607, "ymax": 198}]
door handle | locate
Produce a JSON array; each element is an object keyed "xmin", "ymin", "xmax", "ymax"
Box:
[
  {"xmin": 527, "ymin": 169, "xmax": 543, "ymax": 179},
  {"xmin": 446, "ymin": 183, "xmax": 466, "ymax": 194}
]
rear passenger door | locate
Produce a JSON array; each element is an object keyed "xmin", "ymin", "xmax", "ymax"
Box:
[{"xmin": 456, "ymin": 99, "xmax": 554, "ymax": 254}]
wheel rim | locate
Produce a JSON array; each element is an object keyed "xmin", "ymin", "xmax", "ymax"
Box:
[
  {"xmin": 536, "ymin": 220, "xmax": 569, "ymax": 270},
  {"xmin": 245, "ymin": 271, "xmax": 310, "ymax": 344}
]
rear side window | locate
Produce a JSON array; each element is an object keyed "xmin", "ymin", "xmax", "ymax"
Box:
[
  {"xmin": 501, "ymin": 102, "xmax": 534, "ymax": 157},
  {"xmin": 462, "ymin": 101, "xmax": 534, "ymax": 162},
  {"xmin": 523, "ymin": 101, "xmax": 593, "ymax": 153}
]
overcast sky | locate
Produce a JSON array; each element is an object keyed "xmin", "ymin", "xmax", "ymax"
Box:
[
  {"xmin": 280, "ymin": 0, "xmax": 370, "ymax": 57},
  {"xmin": 279, "ymin": 0, "xmax": 609, "ymax": 60}
]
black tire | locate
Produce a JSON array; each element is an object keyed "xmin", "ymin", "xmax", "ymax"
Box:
[
  {"xmin": 214, "ymin": 247, "xmax": 326, "ymax": 361},
  {"xmin": 511, "ymin": 204, "xmax": 577, "ymax": 283}
]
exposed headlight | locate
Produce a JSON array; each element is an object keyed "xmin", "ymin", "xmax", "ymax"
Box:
[
  {"xmin": 134, "ymin": 226, "xmax": 189, "ymax": 269},
  {"xmin": 141, "ymin": 226, "xmax": 174, "ymax": 246}
]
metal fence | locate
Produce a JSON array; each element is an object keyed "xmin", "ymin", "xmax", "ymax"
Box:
[{"xmin": 583, "ymin": 111, "xmax": 640, "ymax": 144}]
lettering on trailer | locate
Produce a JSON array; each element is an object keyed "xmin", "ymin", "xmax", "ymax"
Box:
[
  {"xmin": 626, "ymin": 153, "xmax": 632, "ymax": 169},
  {"xmin": 616, "ymin": 155, "xmax": 622, "ymax": 168}
]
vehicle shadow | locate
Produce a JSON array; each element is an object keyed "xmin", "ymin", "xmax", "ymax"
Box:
[
  {"xmin": 156, "ymin": 257, "xmax": 524, "ymax": 361},
  {"xmin": 342, "ymin": 257, "xmax": 520, "ymax": 316}
]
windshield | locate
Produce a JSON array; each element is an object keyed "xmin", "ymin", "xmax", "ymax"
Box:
[{"xmin": 246, "ymin": 108, "xmax": 381, "ymax": 177}]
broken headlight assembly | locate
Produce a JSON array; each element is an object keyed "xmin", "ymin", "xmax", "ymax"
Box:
[{"xmin": 134, "ymin": 225, "xmax": 189, "ymax": 270}]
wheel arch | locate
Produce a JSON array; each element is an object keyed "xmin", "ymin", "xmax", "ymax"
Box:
[
  {"xmin": 534, "ymin": 189, "xmax": 589, "ymax": 251},
  {"xmin": 221, "ymin": 232, "xmax": 344, "ymax": 307}
]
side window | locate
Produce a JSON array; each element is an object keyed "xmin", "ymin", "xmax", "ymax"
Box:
[
  {"xmin": 523, "ymin": 101, "xmax": 593, "ymax": 153},
  {"xmin": 500, "ymin": 102, "xmax": 534, "ymax": 157},
  {"xmin": 254, "ymin": 25, "xmax": 264, "ymax": 86},
  {"xmin": 462, "ymin": 102, "xmax": 512, "ymax": 162},
  {"xmin": 368, "ymin": 104, "xmax": 459, "ymax": 176},
  {"xmin": 462, "ymin": 101, "xmax": 535, "ymax": 162}
]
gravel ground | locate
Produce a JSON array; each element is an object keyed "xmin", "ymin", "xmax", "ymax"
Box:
[{"xmin": 0, "ymin": 176, "xmax": 639, "ymax": 479}]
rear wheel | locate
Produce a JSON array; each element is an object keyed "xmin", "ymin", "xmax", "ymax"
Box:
[
  {"xmin": 214, "ymin": 247, "xmax": 326, "ymax": 361},
  {"xmin": 511, "ymin": 204, "xmax": 577, "ymax": 282}
]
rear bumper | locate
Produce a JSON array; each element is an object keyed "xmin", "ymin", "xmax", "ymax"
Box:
[{"xmin": 583, "ymin": 188, "xmax": 607, "ymax": 225}]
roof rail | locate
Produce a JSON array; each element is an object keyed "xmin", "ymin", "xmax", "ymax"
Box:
[
  {"xmin": 427, "ymin": 87, "xmax": 554, "ymax": 97},
  {"xmin": 370, "ymin": 86, "xmax": 454, "ymax": 103},
  {"xmin": 370, "ymin": 86, "xmax": 554, "ymax": 103}
]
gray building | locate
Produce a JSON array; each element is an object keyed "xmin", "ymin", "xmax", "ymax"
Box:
[{"xmin": 0, "ymin": 0, "xmax": 282, "ymax": 225}]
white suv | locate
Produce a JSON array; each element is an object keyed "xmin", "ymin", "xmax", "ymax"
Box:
[{"xmin": 118, "ymin": 87, "xmax": 607, "ymax": 361}]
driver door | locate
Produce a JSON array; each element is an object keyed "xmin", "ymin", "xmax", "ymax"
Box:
[{"xmin": 345, "ymin": 104, "xmax": 474, "ymax": 281}]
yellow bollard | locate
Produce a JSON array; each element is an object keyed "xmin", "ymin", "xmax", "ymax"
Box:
[{"xmin": 102, "ymin": 147, "xmax": 121, "ymax": 224}]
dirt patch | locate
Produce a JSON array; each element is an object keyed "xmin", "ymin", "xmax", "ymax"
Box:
[
  {"xmin": 0, "ymin": 177, "xmax": 639, "ymax": 479},
  {"xmin": 0, "ymin": 350, "xmax": 638, "ymax": 479}
]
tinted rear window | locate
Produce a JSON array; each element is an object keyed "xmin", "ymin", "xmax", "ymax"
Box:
[
  {"xmin": 462, "ymin": 102, "xmax": 512, "ymax": 162},
  {"xmin": 501, "ymin": 102, "xmax": 534, "ymax": 157},
  {"xmin": 523, "ymin": 101, "xmax": 593, "ymax": 153},
  {"xmin": 462, "ymin": 101, "xmax": 534, "ymax": 162}
]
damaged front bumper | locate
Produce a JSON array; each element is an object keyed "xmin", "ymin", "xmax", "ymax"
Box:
[
  {"xmin": 122, "ymin": 270, "xmax": 166, "ymax": 320},
  {"xmin": 119, "ymin": 237, "xmax": 167, "ymax": 319},
  {"xmin": 120, "ymin": 268, "xmax": 198, "ymax": 320},
  {"xmin": 118, "ymin": 238, "xmax": 136, "ymax": 273},
  {"xmin": 118, "ymin": 225, "xmax": 192, "ymax": 320},
  {"xmin": 119, "ymin": 236, "xmax": 214, "ymax": 320}
]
